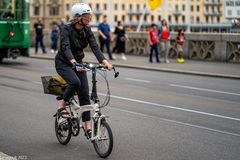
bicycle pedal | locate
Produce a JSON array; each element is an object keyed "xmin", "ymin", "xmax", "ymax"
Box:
[
  {"xmin": 85, "ymin": 133, "xmax": 90, "ymax": 139},
  {"xmin": 85, "ymin": 130, "xmax": 92, "ymax": 139}
]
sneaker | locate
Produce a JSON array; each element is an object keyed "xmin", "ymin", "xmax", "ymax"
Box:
[
  {"xmin": 177, "ymin": 58, "xmax": 185, "ymax": 63},
  {"xmin": 51, "ymin": 49, "xmax": 54, "ymax": 53},
  {"xmin": 112, "ymin": 54, "xmax": 117, "ymax": 60},
  {"xmin": 121, "ymin": 54, "xmax": 127, "ymax": 60},
  {"xmin": 165, "ymin": 59, "xmax": 170, "ymax": 63}
]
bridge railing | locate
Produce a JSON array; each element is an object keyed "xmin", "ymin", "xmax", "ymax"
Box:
[{"xmin": 30, "ymin": 30, "xmax": 240, "ymax": 63}]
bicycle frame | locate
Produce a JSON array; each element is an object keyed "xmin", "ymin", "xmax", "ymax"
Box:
[
  {"xmin": 62, "ymin": 65, "xmax": 108, "ymax": 141},
  {"xmin": 66, "ymin": 98, "xmax": 107, "ymax": 141}
]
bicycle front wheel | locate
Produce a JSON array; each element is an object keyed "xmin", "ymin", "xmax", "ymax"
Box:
[
  {"xmin": 55, "ymin": 116, "xmax": 72, "ymax": 145},
  {"xmin": 93, "ymin": 120, "xmax": 113, "ymax": 158}
]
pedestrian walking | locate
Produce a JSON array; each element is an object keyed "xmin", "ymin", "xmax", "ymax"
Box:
[
  {"xmin": 148, "ymin": 23, "xmax": 160, "ymax": 63},
  {"xmin": 158, "ymin": 19, "xmax": 170, "ymax": 63},
  {"xmin": 112, "ymin": 20, "xmax": 128, "ymax": 60},
  {"xmin": 59, "ymin": 17, "xmax": 66, "ymax": 30},
  {"xmin": 50, "ymin": 22, "xmax": 60, "ymax": 54},
  {"xmin": 176, "ymin": 29, "xmax": 185, "ymax": 63},
  {"xmin": 98, "ymin": 15, "xmax": 114, "ymax": 60},
  {"xmin": 60, "ymin": 17, "xmax": 66, "ymax": 28},
  {"xmin": 34, "ymin": 17, "xmax": 47, "ymax": 54}
]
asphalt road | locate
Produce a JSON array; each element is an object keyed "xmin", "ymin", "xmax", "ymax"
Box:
[{"xmin": 0, "ymin": 57, "xmax": 240, "ymax": 160}]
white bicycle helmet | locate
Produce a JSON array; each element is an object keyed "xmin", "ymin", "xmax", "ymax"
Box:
[{"xmin": 71, "ymin": 3, "xmax": 92, "ymax": 17}]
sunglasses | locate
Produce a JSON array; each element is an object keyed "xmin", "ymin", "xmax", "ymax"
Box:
[{"xmin": 82, "ymin": 14, "xmax": 92, "ymax": 21}]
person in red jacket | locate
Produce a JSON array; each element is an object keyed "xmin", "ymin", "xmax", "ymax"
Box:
[
  {"xmin": 148, "ymin": 23, "xmax": 160, "ymax": 63},
  {"xmin": 158, "ymin": 19, "xmax": 170, "ymax": 63}
]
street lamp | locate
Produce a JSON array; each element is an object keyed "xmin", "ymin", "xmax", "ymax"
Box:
[
  {"xmin": 162, "ymin": 0, "xmax": 168, "ymax": 21},
  {"xmin": 109, "ymin": 0, "xmax": 113, "ymax": 29},
  {"xmin": 186, "ymin": 0, "xmax": 191, "ymax": 32},
  {"xmin": 160, "ymin": 0, "xmax": 175, "ymax": 25}
]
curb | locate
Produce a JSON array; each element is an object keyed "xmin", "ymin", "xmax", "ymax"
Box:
[
  {"xmin": 28, "ymin": 55, "xmax": 240, "ymax": 80},
  {"xmin": 113, "ymin": 64, "xmax": 240, "ymax": 80}
]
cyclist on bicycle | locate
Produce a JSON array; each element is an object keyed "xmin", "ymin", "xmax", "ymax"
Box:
[{"xmin": 55, "ymin": 3, "xmax": 113, "ymax": 136}]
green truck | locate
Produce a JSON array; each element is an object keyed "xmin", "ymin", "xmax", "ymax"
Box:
[{"xmin": 0, "ymin": 0, "xmax": 30, "ymax": 62}]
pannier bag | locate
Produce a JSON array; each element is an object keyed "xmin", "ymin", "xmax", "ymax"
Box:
[{"xmin": 41, "ymin": 75, "xmax": 67, "ymax": 95}]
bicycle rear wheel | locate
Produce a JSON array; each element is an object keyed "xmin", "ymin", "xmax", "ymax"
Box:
[
  {"xmin": 93, "ymin": 120, "xmax": 113, "ymax": 158},
  {"xmin": 55, "ymin": 115, "xmax": 72, "ymax": 145}
]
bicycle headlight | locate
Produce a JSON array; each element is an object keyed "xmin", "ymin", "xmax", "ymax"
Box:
[{"xmin": 89, "ymin": 63, "xmax": 94, "ymax": 68}]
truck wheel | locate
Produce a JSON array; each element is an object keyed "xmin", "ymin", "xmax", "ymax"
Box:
[
  {"xmin": 0, "ymin": 49, "xmax": 6, "ymax": 63},
  {"xmin": 20, "ymin": 48, "xmax": 29, "ymax": 56},
  {"xmin": 0, "ymin": 55, "xmax": 4, "ymax": 63}
]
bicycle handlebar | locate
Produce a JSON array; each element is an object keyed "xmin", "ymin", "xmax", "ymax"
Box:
[{"xmin": 73, "ymin": 62, "xmax": 119, "ymax": 78}]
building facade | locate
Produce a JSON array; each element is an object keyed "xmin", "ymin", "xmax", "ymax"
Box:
[
  {"xmin": 30, "ymin": 0, "xmax": 234, "ymax": 32},
  {"xmin": 30, "ymin": 0, "xmax": 75, "ymax": 29},
  {"xmin": 224, "ymin": 0, "xmax": 240, "ymax": 19}
]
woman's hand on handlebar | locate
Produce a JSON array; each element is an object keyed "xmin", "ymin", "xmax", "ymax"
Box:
[
  {"xmin": 75, "ymin": 64, "xmax": 87, "ymax": 72},
  {"xmin": 70, "ymin": 59, "xmax": 77, "ymax": 65},
  {"xmin": 70, "ymin": 59, "xmax": 87, "ymax": 72},
  {"xmin": 102, "ymin": 59, "xmax": 113, "ymax": 71}
]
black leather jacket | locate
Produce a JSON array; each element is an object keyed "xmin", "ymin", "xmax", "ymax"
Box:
[{"xmin": 55, "ymin": 24, "xmax": 105, "ymax": 64}]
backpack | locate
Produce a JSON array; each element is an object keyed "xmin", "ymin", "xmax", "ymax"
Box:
[{"xmin": 158, "ymin": 26, "xmax": 162, "ymax": 37}]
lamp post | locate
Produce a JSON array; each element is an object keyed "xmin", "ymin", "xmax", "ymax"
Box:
[
  {"xmin": 186, "ymin": 0, "xmax": 191, "ymax": 32},
  {"xmin": 162, "ymin": 0, "xmax": 168, "ymax": 21},
  {"xmin": 109, "ymin": 0, "xmax": 113, "ymax": 30},
  {"xmin": 137, "ymin": 3, "xmax": 147, "ymax": 32}
]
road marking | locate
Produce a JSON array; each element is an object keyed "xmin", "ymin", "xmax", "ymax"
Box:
[
  {"xmin": 169, "ymin": 84, "xmax": 240, "ymax": 96},
  {"xmin": 45, "ymin": 67, "xmax": 55, "ymax": 70},
  {"xmin": 179, "ymin": 93, "xmax": 240, "ymax": 105},
  {"xmin": 29, "ymin": 81, "xmax": 240, "ymax": 136},
  {"xmin": 0, "ymin": 152, "xmax": 17, "ymax": 160},
  {"xmin": 98, "ymin": 93, "xmax": 240, "ymax": 122},
  {"xmin": 31, "ymin": 81, "xmax": 42, "ymax": 85},
  {"xmin": 125, "ymin": 78, "xmax": 151, "ymax": 83},
  {"xmin": 109, "ymin": 107, "xmax": 240, "ymax": 137},
  {"xmin": 30, "ymin": 80, "xmax": 240, "ymax": 122}
]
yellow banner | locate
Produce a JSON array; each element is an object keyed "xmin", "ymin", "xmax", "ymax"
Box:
[{"xmin": 147, "ymin": 0, "xmax": 163, "ymax": 11}]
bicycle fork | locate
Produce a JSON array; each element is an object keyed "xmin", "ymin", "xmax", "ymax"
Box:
[{"xmin": 90, "ymin": 112, "xmax": 108, "ymax": 141}]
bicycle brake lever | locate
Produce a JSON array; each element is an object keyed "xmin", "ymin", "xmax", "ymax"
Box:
[{"xmin": 113, "ymin": 67, "xmax": 119, "ymax": 78}]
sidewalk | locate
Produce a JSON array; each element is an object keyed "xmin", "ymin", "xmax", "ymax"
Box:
[{"xmin": 29, "ymin": 48, "xmax": 240, "ymax": 79}]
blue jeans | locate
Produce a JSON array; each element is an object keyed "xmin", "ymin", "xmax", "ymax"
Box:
[
  {"xmin": 51, "ymin": 37, "xmax": 58, "ymax": 51},
  {"xmin": 99, "ymin": 37, "xmax": 113, "ymax": 60},
  {"xmin": 149, "ymin": 44, "xmax": 160, "ymax": 62},
  {"xmin": 35, "ymin": 35, "xmax": 46, "ymax": 53}
]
